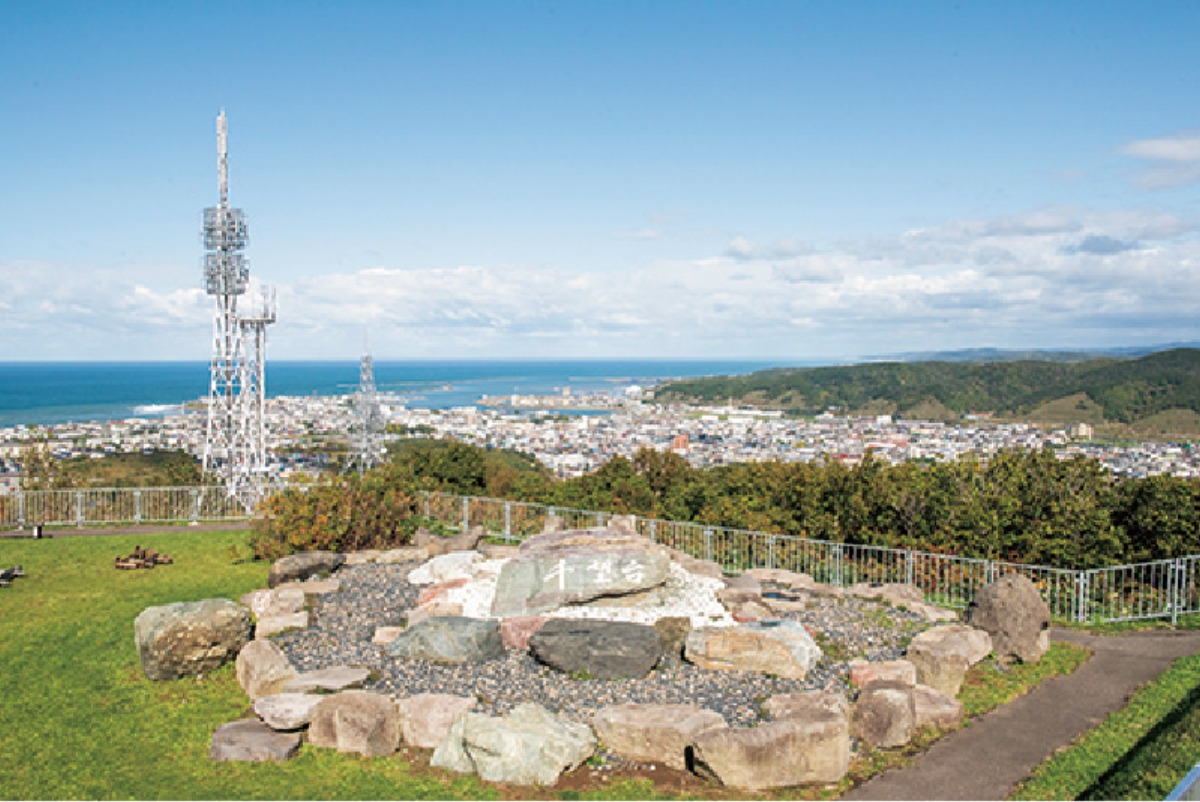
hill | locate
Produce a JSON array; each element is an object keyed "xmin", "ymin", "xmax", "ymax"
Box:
[{"xmin": 653, "ymin": 348, "xmax": 1200, "ymax": 433}]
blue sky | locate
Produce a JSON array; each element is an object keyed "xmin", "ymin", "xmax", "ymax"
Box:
[{"xmin": 3, "ymin": 0, "xmax": 1199, "ymax": 360}]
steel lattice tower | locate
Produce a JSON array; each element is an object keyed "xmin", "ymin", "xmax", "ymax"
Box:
[
  {"xmin": 201, "ymin": 110, "xmax": 274, "ymax": 509},
  {"xmin": 347, "ymin": 352, "xmax": 385, "ymax": 474}
]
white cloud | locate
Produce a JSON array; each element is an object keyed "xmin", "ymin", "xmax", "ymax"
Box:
[{"xmin": 1122, "ymin": 131, "xmax": 1200, "ymax": 188}]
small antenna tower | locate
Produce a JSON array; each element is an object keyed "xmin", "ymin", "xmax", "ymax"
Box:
[
  {"xmin": 347, "ymin": 347, "xmax": 385, "ymax": 474},
  {"xmin": 201, "ymin": 110, "xmax": 275, "ymax": 509}
]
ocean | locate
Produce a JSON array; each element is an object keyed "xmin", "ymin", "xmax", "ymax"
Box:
[{"xmin": 0, "ymin": 359, "xmax": 810, "ymax": 428}]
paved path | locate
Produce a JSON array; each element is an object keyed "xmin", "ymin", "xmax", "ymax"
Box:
[
  {"xmin": 842, "ymin": 628, "xmax": 1200, "ymax": 801},
  {"xmin": 0, "ymin": 521, "xmax": 249, "ymax": 539}
]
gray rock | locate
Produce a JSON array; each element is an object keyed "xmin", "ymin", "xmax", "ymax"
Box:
[
  {"xmin": 964, "ymin": 574, "xmax": 1052, "ymax": 663},
  {"xmin": 847, "ymin": 582, "xmax": 958, "ymax": 622},
  {"xmin": 852, "ymin": 680, "xmax": 915, "ymax": 748},
  {"xmin": 431, "ymin": 702, "xmax": 596, "ymax": 786},
  {"xmin": 308, "ymin": 690, "xmax": 402, "ymax": 757},
  {"xmin": 685, "ymin": 620, "xmax": 822, "ymax": 679},
  {"xmin": 387, "ymin": 616, "xmax": 504, "ymax": 664},
  {"xmin": 413, "ymin": 526, "xmax": 483, "ymax": 557},
  {"xmin": 240, "ymin": 587, "xmax": 306, "ymax": 619},
  {"xmin": 529, "ymin": 619, "xmax": 662, "ymax": 680},
  {"xmin": 912, "ymin": 683, "xmax": 964, "ymax": 731},
  {"xmin": 254, "ymin": 611, "xmax": 309, "ymax": 638},
  {"xmin": 591, "ymin": 703, "xmax": 726, "ymax": 770},
  {"xmin": 763, "ymin": 689, "xmax": 849, "ymax": 721},
  {"xmin": 905, "ymin": 625, "xmax": 992, "ymax": 697},
  {"xmin": 849, "ymin": 658, "xmax": 917, "ymax": 687},
  {"xmin": 395, "ymin": 693, "xmax": 476, "ymax": 748},
  {"xmin": 653, "ymin": 616, "xmax": 692, "ymax": 666},
  {"xmin": 210, "ymin": 718, "xmax": 302, "ymax": 762},
  {"xmin": 744, "ymin": 567, "xmax": 844, "ymax": 598},
  {"xmin": 268, "ymin": 551, "xmax": 345, "ymax": 588},
  {"xmin": 691, "ymin": 707, "xmax": 850, "ymax": 789},
  {"xmin": 283, "ymin": 666, "xmax": 370, "ymax": 693},
  {"xmin": 236, "ymin": 638, "xmax": 298, "ymax": 700},
  {"xmin": 253, "ymin": 692, "xmax": 324, "ymax": 730},
  {"xmin": 134, "ymin": 598, "xmax": 252, "ymax": 681}
]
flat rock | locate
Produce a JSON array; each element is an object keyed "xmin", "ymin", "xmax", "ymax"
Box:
[
  {"xmin": 408, "ymin": 552, "xmax": 485, "ymax": 585},
  {"xmin": 529, "ymin": 618, "xmax": 662, "ymax": 680},
  {"xmin": 405, "ymin": 602, "xmax": 465, "ymax": 626},
  {"xmin": 395, "ymin": 693, "xmax": 476, "ymax": 748},
  {"xmin": 255, "ymin": 611, "xmax": 309, "ymax": 638},
  {"xmin": 744, "ymin": 568, "xmax": 843, "ymax": 598},
  {"xmin": 905, "ymin": 625, "xmax": 992, "ymax": 697},
  {"xmin": 372, "ymin": 626, "xmax": 405, "ymax": 646},
  {"xmin": 431, "ymin": 702, "xmax": 596, "ymax": 786},
  {"xmin": 283, "ymin": 665, "xmax": 370, "ymax": 693},
  {"xmin": 852, "ymin": 680, "xmax": 915, "ymax": 748},
  {"xmin": 236, "ymin": 638, "xmax": 298, "ymax": 700},
  {"xmin": 763, "ymin": 689, "xmax": 849, "ymax": 721},
  {"xmin": 685, "ymin": 620, "xmax": 822, "ymax": 679},
  {"xmin": 343, "ymin": 550, "xmax": 384, "ymax": 565},
  {"xmin": 308, "ymin": 690, "xmax": 402, "ymax": 757},
  {"xmin": 210, "ymin": 718, "xmax": 302, "ymax": 762},
  {"xmin": 253, "ymin": 692, "xmax": 324, "ymax": 730},
  {"xmin": 913, "ymin": 683, "xmax": 964, "ymax": 731},
  {"xmin": 717, "ymin": 587, "xmax": 774, "ymax": 621},
  {"xmin": 268, "ymin": 551, "xmax": 345, "ymax": 588},
  {"xmin": 849, "ymin": 658, "xmax": 917, "ymax": 688},
  {"xmin": 691, "ymin": 708, "xmax": 849, "ymax": 789},
  {"xmin": 240, "ymin": 587, "xmax": 307, "ymax": 619},
  {"xmin": 135, "ymin": 598, "xmax": 252, "ymax": 681},
  {"xmin": 380, "ymin": 546, "xmax": 430, "ymax": 564},
  {"xmin": 413, "ymin": 526, "xmax": 483, "ymax": 557},
  {"xmin": 848, "ymin": 582, "xmax": 958, "ymax": 622},
  {"xmin": 477, "ymin": 542, "xmax": 520, "ymax": 560},
  {"xmin": 387, "ymin": 616, "xmax": 504, "ymax": 664},
  {"xmin": 591, "ymin": 703, "xmax": 727, "ymax": 770}
]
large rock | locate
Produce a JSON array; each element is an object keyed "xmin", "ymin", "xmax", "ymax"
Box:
[
  {"xmin": 529, "ymin": 619, "xmax": 662, "ymax": 680},
  {"xmin": 134, "ymin": 598, "xmax": 252, "ymax": 681},
  {"xmin": 654, "ymin": 616, "xmax": 692, "ymax": 666},
  {"xmin": 240, "ymin": 587, "xmax": 306, "ymax": 619},
  {"xmin": 852, "ymin": 680, "xmax": 915, "ymax": 748},
  {"xmin": 913, "ymin": 684, "xmax": 964, "ymax": 731},
  {"xmin": 210, "ymin": 718, "xmax": 302, "ymax": 762},
  {"xmin": 308, "ymin": 690, "xmax": 402, "ymax": 757},
  {"xmin": 847, "ymin": 582, "xmax": 958, "ymax": 623},
  {"xmin": 413, "ymin": 526, "xmax": 483, "ymax": 557},
  {"xmin": 235, "ymin": 638, "xmax": 298, "ymax": 700},
  {"xmin": 395, "ymin": 693, "xmax": 476, "ymax": 749},
  {"xmin": 685, "ymin": 620, "xmax": 822, "ymax": 679},
  {"xmin": 905, "ymin": 625, "xmax": 992, "ymax": 697},
  {"xmin": 491, "ymin": 528, "xmax": 671, "ymax": 616},
  {"xmin": 849, "ymin": 658, "xmax": 917, "ymax": 688},
  {"xmin": 407, "ymin": 552, "xmax": 484, "ymax": 585},
  {"xmin": 253, "ymin": 693, "xmax": 324, "ymax": 730},
  {"xmin": 500, "ymin": 616, "xmax": 549, "ymax": 651},
  {"xmin": 591, "ymin": 703, "xmax": 726, "ymax": 770},
  {"xmin": 431, "ymin": 702, "xmax": 596, "ymax": 785},
  {"xmin": 254, "ymin": 612, "xmax": 309, "ymax": 638},
  {"xmin": 763, "ymin": 690, "xmax": 849, "ymax": 721},
  {"xmin": 963, "ymin": 574, "xmax": 1052, "ymax": 663},
  {"xmin": 717, "ymin": 587, "xmax": 774, "ymax": 621},
  {"xmin": 387, "ymin": 617, "xmax": 505, "ymax": 664},
  {"xmin": 691, "ymin": 707, "xmax": 849, "ymax": 789},
  {"xmin": 744, "ymin": 568, "xmax": 843, "ymax": 599},
  {"xmin": 282, "ymin": 666, "xmax": 370, "ymax": 693},
  {"xmin": 267, "ymin": 551, "xmax": 345, "ymax": 588}
]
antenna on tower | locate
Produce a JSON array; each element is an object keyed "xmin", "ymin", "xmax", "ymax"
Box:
[
  {"xmin": 201, "ymin": 109, "xmax": 275, "ymax": 510},
  {"xmin": 347, "ymin": 340, "xmax": 385, "ymax": 475}
]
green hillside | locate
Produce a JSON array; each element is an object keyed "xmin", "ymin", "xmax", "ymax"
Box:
[{"xmin": 653, "ymin": 348, "xmax": 1200, "ymax": 430}]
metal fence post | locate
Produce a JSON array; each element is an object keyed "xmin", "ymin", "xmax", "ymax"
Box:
[
  {"xmin": 833, "ymin": 543, "xmax": 844, "ymax": 587},
  {"xmin": 648, "ymin": 519, "xmax": 657, "ymax": 543},
  {"xmin": 704, "ymin": 527, "xmax": 714, "ymax": 563},
  {"xmin": 75, "ymin": 490, "xmax": 84, "ymax": 527},
  {"xmin": 1075, "ymin": 571, "xmax": 1090, "ymax": 623},
  {"xmin": 503, "ymin": 501, "xmax": 512, "ymax": 541},
  {"xmin": 134, "ymin": 490, "xmax": 142, "ymax": 524},
  {"xmin": 460, "ymin": 497, "xmax": 470, "ymax": 532},
  {"xmin": 905, "ymin": 551, "xmax": 914, "ymax": 586},
  {"xmin": 767, "ymin": 535, "xmax": 776, "ymax": 570},
  {"xmin": 1173, "ymin": 559, "xmax": 1186, "ymax": 626},
  {"xmin": 17, "ymin": 490, "xmax": 24, "ymax": 529},
  {"xmin": 190, "ymin": 488, "xmax": 200, "ymax": 524}
]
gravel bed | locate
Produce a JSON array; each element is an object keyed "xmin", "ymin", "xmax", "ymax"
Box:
[{"xmin": 274, "ymin": 562, "xmax": 933, "ymax": 729}]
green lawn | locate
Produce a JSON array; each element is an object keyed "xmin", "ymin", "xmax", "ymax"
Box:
[{"xmin": 0, "ymin": 531, "xmax": 493, "ymax": 800}]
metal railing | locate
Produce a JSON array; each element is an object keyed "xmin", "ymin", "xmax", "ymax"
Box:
[{"xmin": 3, "ymin": 486, "xmax": 1198, "ymax": 624}]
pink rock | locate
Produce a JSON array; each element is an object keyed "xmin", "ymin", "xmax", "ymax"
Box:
[
  {"xmin": 849, "ymin": 659, "xmax": 917, "ymax": 687},
  {"xmin": 500, "ymin": 616, "xmax": 549, "ymax": 651},
  {"xmin": 417, "ymin": 578, "xmax": 469, "ymax": 607}
]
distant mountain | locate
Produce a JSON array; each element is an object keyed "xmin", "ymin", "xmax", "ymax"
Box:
[
  {"xmin": 653, "ymin": 348, "xmax": 1200, "ymax": 432},
  {"xmin": 864, "ymin": 343, "xmax": 1200, "ymax": 363}
]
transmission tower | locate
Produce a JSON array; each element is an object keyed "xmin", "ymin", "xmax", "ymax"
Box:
[
  {"xmin": 201, "ymin": 110, "xmax": 275, "ymax": 509},
  {"xmin": 347, "ymin": 352, "xmax": 385, "ymax": 474}
]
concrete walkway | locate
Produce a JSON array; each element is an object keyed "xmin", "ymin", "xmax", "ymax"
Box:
[
  {"xmin": 842, "ymin": 628, "xmax": 1200, "ymax": 801},
  {"xmin": 1, "ymin": 521, "xmax": 249, "ymax": 539}
]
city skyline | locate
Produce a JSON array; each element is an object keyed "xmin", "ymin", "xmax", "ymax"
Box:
[{"xmin": 2, "ymin": 1, "xmax": 1199, "ymax": 361}]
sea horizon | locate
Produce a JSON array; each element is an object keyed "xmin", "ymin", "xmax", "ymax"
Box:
[{"xmin": 0, "ymin": 358, "xmax": 826, "ymax": 429}]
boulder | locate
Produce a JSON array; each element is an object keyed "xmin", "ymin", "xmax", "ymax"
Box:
[
  {"xmin": 491, "ymin": 529, "xmax": 671, "ymax": 616},
  {"xmin": 408, "ymin": 553, "xmax": 484, "ymax": 586},
  {"xmin": 653, "ymin": 616, "xmax": 692, "ymax": 665},
  {"xmin": 685, "ymin": 620, "xmax": 822, "ymax": 679},
  {"xmin": 431, "ymin": 702, "xmax": 596, "ymax": 786},
  {"xmin": 912, "ymin": 684, "xmax": 964, "ymax": 731},
  {"xmin": 413, "ymin": 526, "xmax": 483, "ymax": 557},
  {"xmin": 387, "ymin": 617, "xmax": 505, "ymax": 664},
  {"xmin": 267, "ymin": 551, "xmax": 345, "ymax": 588},
  {"xmin": 210, "ymin": 718, "xmax": 302, "ymax": 762},
  {"xmin": 499, "ymin": 616, "xmax": 549, "ymax": 651},
  {"xmin": 849, "ymin": 658, "xmax": 917, "ymax": 688},
  {"xmin": 763, "ymin": 690, "xmax": 849, "ymax": 721},
  {"xmin": 405, "ymin": 603, "xmax": 465, "ymax": 626},
  {"xmin": 529, "ymin": 619, "xmax": 662, "ymax": 679},
  {"xmin": 253, "ymin": 692, "xmax": 324, "ymax": 730},
  {"xmin": 283, "ymin": 666, "xmax": 370, "ymax": 693},
  {"xmin": 852, "ymin": 680, "xmax": 915, "ymax": 748},
  {"xmin": 308, "ymin": 690, "xmax": 402, "ymax": 757},
  {"xmin": 134, "ymin": 598, "xmax": 252, "ymax": 681},
  {"xmin": 691, "ymin": 708, "xmax": 849, "ymax": 789},
  {"xmin": 240, "ymin": 587, "xmax": 306, "ymax": 619},
  {"xmin": 591, "ymin": 703, "xmax": 727, "ymax": 771},
  {"xmin": 963, "ymin": 574, "xmax": 1052, "ymax": 663},
  {"xmin": 254, "ymin": 611, "xmax": 309, "ymax": 638},
  {"xmin": 395, "ymin": 693, "xmax": 476, "ymax": 748},
  {"xmin": 905, "ymin": 625, "xmax": 992, "ymax": 697},
  {"xmin": 235, "ymin": 638, "xmax": 298, "ymax": 700},
  {"xmin": 669, "ymin": 549, "xmax": 726, "ymax": 579}
]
